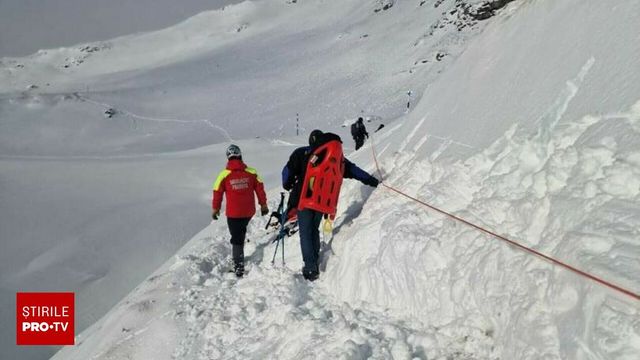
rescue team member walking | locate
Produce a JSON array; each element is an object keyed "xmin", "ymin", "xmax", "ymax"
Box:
[
  {"xmin": 351, "ymin": 117, "xmax": 369, "ymax": 150},
  {"xmin": 212, "ymin": 144, "xmax": 269, "ymax": 277},
  {"xmin": 282, "ymin": 130, "xmax": 379, "ymax": 281}
]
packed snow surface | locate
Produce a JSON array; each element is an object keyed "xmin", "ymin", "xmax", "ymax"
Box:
[{"xmin": 1, "ymin": 0, "xmax": 639, "ymax": 359}]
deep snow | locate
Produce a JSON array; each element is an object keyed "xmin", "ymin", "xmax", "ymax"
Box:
[{"xmin": 2, "ymin": 0, "xmax": 639, "ymax": 359}]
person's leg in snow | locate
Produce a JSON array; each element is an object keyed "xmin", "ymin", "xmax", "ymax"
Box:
[
  {"xmin": 227, "ymin": 217, "xmax": 251, "ymax": 277},
  {"xmin": 298, "ymin": 209, "xmax": 323, "ymax": 281}
]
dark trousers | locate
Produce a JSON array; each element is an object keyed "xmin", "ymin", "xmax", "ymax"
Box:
[
  {"xmin": 354, "ymin": 136, "xmax": 365, "ymax": 150},
  {"xmin": 297, "ymin": 209, "xmax": 323, "ymax": 274},
  {"xmin": 227, "ymin": 217, "xmax": 251, "ymax": 265}
]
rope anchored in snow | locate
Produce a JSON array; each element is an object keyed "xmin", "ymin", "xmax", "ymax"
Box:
[{"xmin": 369, "ymin": 133, "xmax": 640, "ymax": 302}]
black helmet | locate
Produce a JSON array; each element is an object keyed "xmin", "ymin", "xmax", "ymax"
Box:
[
  {"xmin": 226, "ymin": 144, "xmax": 242, "ymax": 159},
  {"xmin": 309, "ymin": 129, "xmax": 323, "ymax": 146},
  {"xmin": 357, "ymin": 117, "xmax": 364, "ymax": 123}
]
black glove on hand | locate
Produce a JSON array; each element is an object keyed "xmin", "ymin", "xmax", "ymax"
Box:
[
  {"xmin": 212, "ymin": 209, "xmax": 220, "ymax": 220},
  {"xmin": 367, "ymin": 176, "xmax": 379, "ymax": 188},
  {"xmin": 260, "ymin": 205, "xmax": 269, "ymax": 216}
]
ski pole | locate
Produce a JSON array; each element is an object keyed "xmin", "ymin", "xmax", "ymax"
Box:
[
  {"xmin": 266, "ymin": 192, "xmax": 285, "ymax": 230},
  {"xmin": 271, "ymin": 236, "xmax": 280, "ymax": 265},
  {"xmin": 280, "ymin": 196, "xmax": 288, "ymax": 266}
]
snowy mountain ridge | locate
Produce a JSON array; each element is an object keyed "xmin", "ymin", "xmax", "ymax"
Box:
[
  {"xmin": 2, "ymin": 1, "xmax": 294, "ymax": 89},
  {"xmin": 1, "ymin": 0, "xmax": 494, "ymax": 157}
]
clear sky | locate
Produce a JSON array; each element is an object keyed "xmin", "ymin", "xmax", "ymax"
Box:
[{"xmin": 0, "ymin": 0, "xmax": 242, "ymax": 57}]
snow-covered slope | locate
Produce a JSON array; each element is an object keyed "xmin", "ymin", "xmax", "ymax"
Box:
[
  {"xmin": 2, "ymin": 1, "xmax": 492, "ymax": 359},
  {"xmin": 3, "ymin": 0, "xmax": 640, "ymax": 359},
  {"xmin": 331, "ymin": 0, "xmax": 640, "ymax": 358},
  {"xmin": 0, "ymin": 0, "xmax": 476, "ymax": 156},
  {"xmin": 0, "ymin": 0, "xmax": 244, "ymax": 57}
]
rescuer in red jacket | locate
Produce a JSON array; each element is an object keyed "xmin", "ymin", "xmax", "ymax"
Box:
[{"xmin": 212, "ymin": 144, "xmax": 268, "ymax": 277}]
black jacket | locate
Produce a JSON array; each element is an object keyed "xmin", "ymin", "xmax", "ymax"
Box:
[
  {"xmin": 281, "ymin": 132, "xmax": 378, "ymax": 212},
  {"xmin": 351, "ymin": 122, "xmax": 368, "ymax": 139}
]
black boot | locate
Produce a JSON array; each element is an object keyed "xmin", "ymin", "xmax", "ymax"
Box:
[
  {"xmin": 302, "ymin": 269, "xmax": 319, "ymax": 281},
  {"xmin": 232, "ymin": 244, "xmax": 244, "ymax": 278},
  {"xmin": 234, "ymin": 261, "xmax": 244, "ymax": 278}
]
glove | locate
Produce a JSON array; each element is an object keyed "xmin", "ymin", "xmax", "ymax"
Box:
[
  {"xmin": 260, "ymin": 205, "xmax": 269, "ymax": 216},
  {"xmin": 212, "ymin": 209, "xmax": 220, "ymax": 220},
  {"xmin": 366, "ymin": 176, "xmax": 379, "ymax": 188}
]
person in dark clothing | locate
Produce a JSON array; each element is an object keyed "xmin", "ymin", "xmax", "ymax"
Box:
[
  {"xmin": 212, "ymin": 144, "xmax": 269, "ymax": 277},
  {"xmin": 281, "ymin": 130, "xmax": 379, "ymax": 280},
  {"xmin": 350, "ymin": 117, "xmax": 369, "ymax": 150}
]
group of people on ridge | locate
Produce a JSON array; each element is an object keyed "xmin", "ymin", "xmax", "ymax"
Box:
[{"xmin": 212, "ymin": 129, "xmax": 379, "ymax": 280}]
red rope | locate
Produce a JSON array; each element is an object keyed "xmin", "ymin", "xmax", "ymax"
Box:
[{"xmin": 369, "ymin": 134, "xmax": 640, "ymax": 302}]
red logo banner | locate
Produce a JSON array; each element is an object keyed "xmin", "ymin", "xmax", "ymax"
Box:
[{"xmin": 16, "ymin": 292, "xmax": 75, "ymax": 345}]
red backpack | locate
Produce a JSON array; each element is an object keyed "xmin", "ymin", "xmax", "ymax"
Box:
[{"xmin": 297, "ymin": 140, "xmax": 344, "ymax": 218}]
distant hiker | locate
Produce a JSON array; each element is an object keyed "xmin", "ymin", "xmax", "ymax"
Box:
[
  {"xmin": 350, "ymin": 117, "xmax": 369, "ymax": 150},
  {"xmin": 212, "ymin": 144, "xmax": 269, "ymax": 277},
  {"xmin": 282, "ymin": 130, "xmax": 379, "ymax": 281}
]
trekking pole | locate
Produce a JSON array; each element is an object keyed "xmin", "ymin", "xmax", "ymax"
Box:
[
  {"xmin": 266, "ymin": 192, "xmax": 286, "ymax": 230},
  {"xmin": 271, "ymin": 236, "xmax": 280, "ymax": 265},
  {"xmin": 280, "ymin": 194, "xmax": 289, "ymax": 266},
  {"xmin": 271, "ymin": 216, "xmax": 286, "ymax": 265},
  {"xmin": 271, "ymin": 192, "xmax": 286, "ymax": 265},
  {"xmin": 281, "ymin": 228, "xmax": 285, "ymax": 266}
]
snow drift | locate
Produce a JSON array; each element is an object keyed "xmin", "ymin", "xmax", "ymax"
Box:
[{"xmin": 328, "ymin": 0, "xmax": 640, "ymax": 358}]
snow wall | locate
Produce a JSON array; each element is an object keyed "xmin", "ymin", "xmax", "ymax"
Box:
[{"xmin": 327, "ymin": 0, "xmax": 640, "ymax": 358}]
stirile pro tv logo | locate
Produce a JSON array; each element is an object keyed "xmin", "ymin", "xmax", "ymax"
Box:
[{"xmin": 16, "ymin": 292, "xmax": 75, "ymax": 345}]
